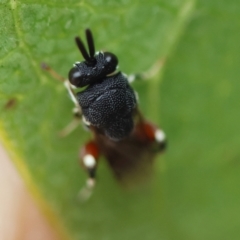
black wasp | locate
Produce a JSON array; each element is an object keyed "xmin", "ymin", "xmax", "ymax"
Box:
[{"xmin": 43, "ymin": 29, "xmax": 166, "ymax": 199}]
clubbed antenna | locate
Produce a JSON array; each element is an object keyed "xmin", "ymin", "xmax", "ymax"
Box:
[
  {"xmin": 75, "ymin": 36, "xmax": 91, "ymax": 62},
  {"xmin": 75, "ymin": 29, "xmax": 96, "ymax": 63},
  {"xmin": 85, "ymin": 29, "xmax": 95, "ymax": 58}
]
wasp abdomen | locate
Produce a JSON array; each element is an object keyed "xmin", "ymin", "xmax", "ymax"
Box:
[{"xmin": 77, "ymin": 72, "xmax": 137, "ymax": 140}]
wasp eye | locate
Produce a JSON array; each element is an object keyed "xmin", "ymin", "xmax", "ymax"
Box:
[
  {"xmin": 68, "ymin": 66, "xmax": 83, "ymax": 87},
  {"xmin": 103, "ymin": 52, "xmax": 118, "ymax": 73}
]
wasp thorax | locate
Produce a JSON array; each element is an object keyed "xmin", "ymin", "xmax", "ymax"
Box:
[
  {"xmin": 77, "ymin": 72, "xmax": 137, "ymax": 141},
  {"xmin": 68, "ymin": 52, "xmax": 118, "ymax": 88}
]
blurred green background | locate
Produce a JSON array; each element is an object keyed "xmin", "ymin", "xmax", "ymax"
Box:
[{"xmin": 0, "ymin": 0, "xmax": 240, "ymax": 239}]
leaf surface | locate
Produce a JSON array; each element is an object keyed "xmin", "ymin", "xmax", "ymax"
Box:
[{"xmin": 1, "ymin": 0, "xmax": 240, "ymax": 239}]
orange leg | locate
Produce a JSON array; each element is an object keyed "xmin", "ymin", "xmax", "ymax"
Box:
[
  {"xmin": 134, "ymin": 120, "xmax": 167, "ymax": 151},
  {"xmin": 78, "ymin": 140, "xmax": 100, "ymax": 201}
]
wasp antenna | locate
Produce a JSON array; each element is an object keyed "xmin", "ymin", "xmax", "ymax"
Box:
[
  {"xmin": 75, "ymin": 36, "xmax": 91, "ymax": 62},
  {"xmin": 85, "ymin": 29, "xmax": 95, "ymax": 59}
]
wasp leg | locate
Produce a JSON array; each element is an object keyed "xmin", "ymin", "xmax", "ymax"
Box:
[
  {"xmin": 78, "ymin": 140, "xmax": 100, "ymax": 201},
  {"xmin": 127, "ymin": 58, "xmax": 165, "ymax": 83},
  {"xmin": 42, "ymin": 63, "xmax": 82, "ymax": 113},
  {"xmin": 58, "ymin": 117, "xmax": 81, "ymax": 137},
  {"xmin": 135, "ymin": 110, "xmax": 167, "ymax": 151},
  {"xmin": 42, "ymin": 63, "xmax": 83, "ymax": 136},
  {"xmin": 60, "ymin": 83, "xmax": 83, "ymax": 137},
  {"xmin": 152, "ymin": 125, "xmax": 167, "ymax": 151}
]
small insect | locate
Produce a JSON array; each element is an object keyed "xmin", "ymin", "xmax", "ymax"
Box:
[{"xmin": 42, "ymin": 29, "xmax": 166, "ymax": 199}]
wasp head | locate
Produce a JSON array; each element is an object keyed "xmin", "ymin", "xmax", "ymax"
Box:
[{"xmin": 69, "ymin": 29, "xmax": 118, "ymax": 88}]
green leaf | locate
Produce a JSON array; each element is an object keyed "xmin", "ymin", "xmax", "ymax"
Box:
[{"xmin": 1, "ymin": 0, "xmax": 240, "ymax": 239}]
